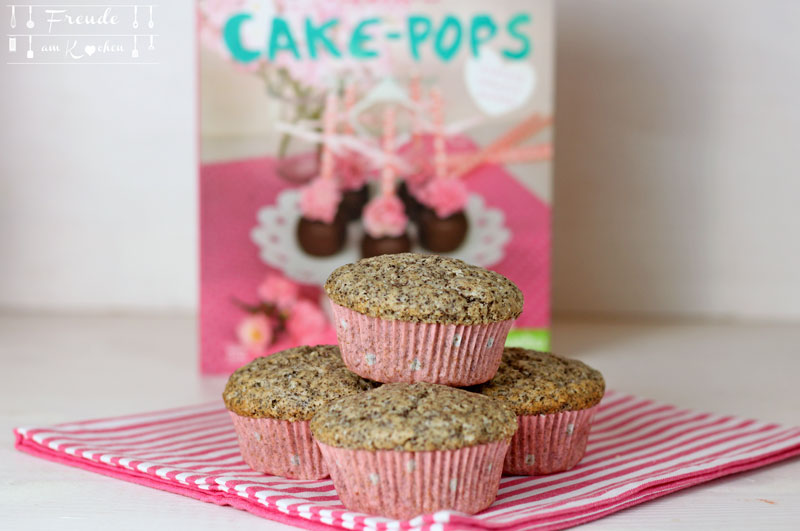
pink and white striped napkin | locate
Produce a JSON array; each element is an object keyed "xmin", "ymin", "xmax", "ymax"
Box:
[{"xmin": 14, "ymin": 390, "xmax": 800, "ymax": 531}]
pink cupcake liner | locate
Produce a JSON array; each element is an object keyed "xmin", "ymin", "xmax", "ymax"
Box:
[
  {"xmin": 229, "ymin": 412, "xmax": 327, "ymax": 479},
  {"xmin": 317, "ymin": 440, "xmax": 509, "ymax": 520},
  {"xmin": 503, "ymin": 405, "xmax": 600, "ymax": 475},
  {"xmin": 331, "ymin": 303, "xmax": 513, "ymax": 386}
]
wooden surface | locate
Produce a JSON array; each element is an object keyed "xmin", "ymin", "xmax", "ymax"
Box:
[{"xmin": 1, "ymin": 313, "xmax": 798, "ymax": 529}]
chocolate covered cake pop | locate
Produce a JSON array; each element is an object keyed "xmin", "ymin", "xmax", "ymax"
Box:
[
  {"xmin": 297, "ymin": 179, "xmax": 346, "ymax": 257},
  {"xmin": 361, "ymin": 197, "xmax": 411, "ymax": 258},
  {"xmin": 399, "ymin": 76, "xmax": 431, "ymax": 222},
  {"xmin": 361, "ymin": 107, "xmax": 411, "ymax": 258},
  {"xmin": 337, "ymin": 82, "xmax": 370, "ymax": 222},
  {"xmin": 297, "ymin": 93, "xmax": 346, "ymax": 257},
  {"xmin": 417, "ymin": 87, "xmax": 469, "ymax": 252}
]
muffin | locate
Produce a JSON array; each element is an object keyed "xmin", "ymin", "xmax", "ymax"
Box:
[
  {"xmin": 223, "ymin": 345, "xmax": 374, "ymax": 479},
  {"xmin": 310, "ymin": 383, "xmax": 517, "ymax": 519},
  {"xmin": 325, "ymin": 253, "xmax": 523, "ymax": 385},
  {"xmin": 475, "ymin": 348, "xmax": 605, "ymax": 475}
]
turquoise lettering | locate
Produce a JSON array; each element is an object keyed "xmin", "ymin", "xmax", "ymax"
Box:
[
  {"xmin": 434, "ymin": 15, "xmax": 462, "ymax": 61},
  {"xmin": 503, "ymin": 13, "xmax": 531, "ymax": 60},
  {"xmin": 349, "ymin": 17, "xmax": 379, "ymax": 59},
  {"xmin": 223, "ymin": 13, "xmax": 261, "ymax": 63},
  {"xmin": 470, "ymin": 15, "xmax": 497, "ymax": 57},
  {"xmin": 305, "ymin": 17, "xmax": 341, "ymax": 59},
  {"xmin": 268, "ymin": 16, "xmax": 300, "ymax": 61},
  {"xmin": 407, "ymin": 15, "xmax": 432, "ymax": 61}
]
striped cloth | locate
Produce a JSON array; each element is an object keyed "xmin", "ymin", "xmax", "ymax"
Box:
[{"xmin": 14, "ymin": 390, "xmax": 800, "ymax": 531}]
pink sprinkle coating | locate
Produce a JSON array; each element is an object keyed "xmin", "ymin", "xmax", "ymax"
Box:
[
  {"xmin": 504, "ymin": 405, "xmax": 600, "ymax": 475},
  {"xmin": 418, "ymin": 178, "xmax": 468, "ymax": 218},
  {"xmin": 229, "ymin": 412, "xmax": 328, "ymax": 480},
  {"xmin": 299, "ymin": 177, "xmax": 342, "ymax": 223},
  {"xmin": 331, "ymin": 302, "xmax": 512, "ymax": 386},
  {"xmin": 317, "ymin": 440, "xmax": 509, "ymax": 520},
  {"xmin": 362, "ymin": 195, "xmax": 408, "ymax": 238}
]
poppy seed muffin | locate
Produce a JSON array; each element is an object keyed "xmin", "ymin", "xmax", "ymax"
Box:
[
  {"xmin": 223, "ymin": 345, "xmax": 375, "ymax": 421},
  {"xmin": 325, "ymin": 253, "xmax": 523, "ymax": 386},
  {"xmin": 224, "ymin": 345, "xmax": 374, "ymax": 479},
  {"xmin": 475, "ymin": 349, "xmax": 606, "ymax": 475},
  {"xmin": 311, "ymin": 383, "xmax": 517, "ymax": 519},
  {"xmin": 311, "ymin": 382, "xmax": 517, "ymax": 451},
  {"xmin": 325, "ymin": 253, "xmax": 523, "ymax": 324},
  {"xmin": 476, "ymin": 349, "xmax": 605, "ymax": 415}
]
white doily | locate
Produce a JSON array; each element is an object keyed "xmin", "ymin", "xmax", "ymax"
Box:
[{"xmin": 251, "ymin": 189, "xmax": 511, "ymax": 285}]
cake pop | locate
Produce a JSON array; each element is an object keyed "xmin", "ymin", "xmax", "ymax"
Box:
[
  {"xmin": 361, "ymin": 106, "xmax": 411, "ymax": 258},
  {"xmin": 337, "ymin": 82, "xmax": 370, "ymax": 222},
  {"xmin": 297, "ymin": 92, "xmax": 346, "ymax": 257},
  {"xmin": 417, "ymin": 87, "xmax": 469, "ymax": 252},
  {"xmin": 398, "ymin": 75, "xmax": 430, "ymax": 222}
]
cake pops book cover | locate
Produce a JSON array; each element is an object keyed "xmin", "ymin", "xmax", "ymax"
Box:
[{"xmin": 199, "ymin": 0, "xmax": 554, "ymax": 373}]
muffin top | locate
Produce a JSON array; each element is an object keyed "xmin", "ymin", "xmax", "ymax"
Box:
[
  {"xmin": 475, "ymin": 348, "xmax": 605, "ymax": 415},
  {"xmin": 310, "ymin": 382, "xmax": 518, "ymax": 451},
  {"xmin": 223, "ymin": 345, "xmax": 375, "ymax": 421},
  {"xmin": 324, "ymin": 253, "xmax": 524, "ymax": 324}
]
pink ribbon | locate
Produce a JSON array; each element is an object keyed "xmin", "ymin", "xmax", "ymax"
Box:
[{"xmin": 450, "ymin": 113, "xmax": 553, "ymax": 178}]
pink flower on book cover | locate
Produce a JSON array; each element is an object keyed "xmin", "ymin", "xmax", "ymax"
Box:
[
  {"xmin": 299, "ymin": 177, "xmax": 341, "ymax": 223},
  {"xmin": 419, "ymin": 178, "xmax": 469, "ymax": 218},
  {"xmin": 286, "ymin": 300, "xmax": 329, "ymax": 343},
  {"xmin": 363, "ymin": 195, "xmax": 408, "ymax": 238},
  {"xmin": 257, "ymin": 272, "xmax": 300, "ymax": 310},
  {"xmin": 229, "ymin": 271, "xmax": 334, "ymax": 360},
  {"xmin": 236, "ymin": 314, "xmax": 273, "ymax": 355}
]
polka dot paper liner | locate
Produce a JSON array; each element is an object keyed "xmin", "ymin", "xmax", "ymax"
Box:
[
  {"xmin": 229, "ymin": 413, "xmax": 327, "ymax": 480},
  {"xmin": 504, "ymin": 404, "xmax": 600, "ymax": 475},
  {"xmin": 331, "ymin": 303, "xmax": 514, "ymax": 386},
  {"xmin": 316, "ymin": 440, "xmax": 510, "ymax": 519}
]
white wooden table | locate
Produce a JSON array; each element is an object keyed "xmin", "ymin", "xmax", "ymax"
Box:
[{"xmin": 1, "ymin": 314, "xmax": 798, "ymax": 529}]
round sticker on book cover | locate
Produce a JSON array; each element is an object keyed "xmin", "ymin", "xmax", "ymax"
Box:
[{"xmin": 465, "ymin": 48, "xmax": 536, "ymax": 116}]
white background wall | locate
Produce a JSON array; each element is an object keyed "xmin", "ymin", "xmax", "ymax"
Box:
[
  {"xmin": 0, "ymin": 1, "xmax": 197, "ymax": 312},
  {"xmin": 1, "ymin": 1, "xmax": 799, "ymax": 319},
  {"xmin": 553, "ymin": 0, "xmax": 800, "ymax": 319}
]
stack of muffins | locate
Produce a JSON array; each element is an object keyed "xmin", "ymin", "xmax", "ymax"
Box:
[{"xmin": 223, "ymin": 253, "xmax": 605, "ymax": 519}]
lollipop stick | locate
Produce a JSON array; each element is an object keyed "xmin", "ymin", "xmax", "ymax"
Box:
[
  {"xmin": 381, "ymin": 106, "xmax": 396, "ymax": 196},
  {"xmin": 452, "ymin": 113, "xmax": 552, "ymax": 178},
  {"xmin": 319, "ymin": 92, "xmax": 337, "ymax": 181},
  {"xmin": 430, "ymin": 87, "xmax": 448, "ymax": 180}
]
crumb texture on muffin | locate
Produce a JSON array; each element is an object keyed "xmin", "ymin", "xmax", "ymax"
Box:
[
  {"xmin": 310, "ymin": 382, "xmax": 518, "ymax": 451},
  {"xmin": 475, "ymin": 348, "xmax": 605, "ymax": 415},
  {"xmin": 324, "ymin": 253, "xmax": 524, "ymax": 324},
  {"xmin": 223, "ymin": 345, "xmax": 375, "ymax": 421}
]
